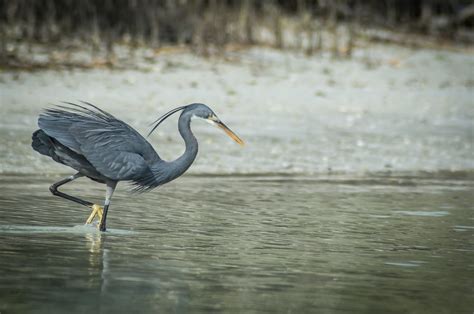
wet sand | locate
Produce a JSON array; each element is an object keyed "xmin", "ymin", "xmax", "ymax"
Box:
[{"xmin": 1, "ymin": 44, "xmax": 473, "ymax": 176}]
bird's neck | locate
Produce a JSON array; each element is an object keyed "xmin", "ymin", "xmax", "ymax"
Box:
[{"xmin": 167, "ymin": 113, "xmax": 198, "ymax": 179}]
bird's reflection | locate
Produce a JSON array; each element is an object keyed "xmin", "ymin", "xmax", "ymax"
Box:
[
  {"xmin": 84, "ymin": 232, "xmax": 109, "ymax": 295},
  {"xmin": 81, "ymin": 229, "xmax": 190, "ymax": 311}
]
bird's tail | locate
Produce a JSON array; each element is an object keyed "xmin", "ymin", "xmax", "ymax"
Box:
[
  {"xmin": 32, "ymin": 129, "xmax": 101, "ymax": 178},
  {"xmin": 32, "ymin": 129, "xmax": 56, "ymax": 158}
]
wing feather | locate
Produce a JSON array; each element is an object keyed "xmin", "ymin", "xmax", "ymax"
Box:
[{"xmin": 38, "ymin": 102, "xmax": 161, "ymax": 182}]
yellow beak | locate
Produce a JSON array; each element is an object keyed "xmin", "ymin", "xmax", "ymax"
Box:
[{"xmin": 208, "ymin": 117, "xmax": 244, "ymax": 146}]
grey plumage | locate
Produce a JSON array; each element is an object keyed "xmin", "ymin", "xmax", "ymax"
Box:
[
  {"xmin": 35, "ymin": 103, "xmax": 162, "ymax": 191},
  {"xmin": 31, "ymin": 101, "xmax": 243, "ymax": 230}
]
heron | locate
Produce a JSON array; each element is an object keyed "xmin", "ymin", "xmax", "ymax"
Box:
[{"xmin": 31, "ymin": 102, "xmax": 244, "ymax": 231}]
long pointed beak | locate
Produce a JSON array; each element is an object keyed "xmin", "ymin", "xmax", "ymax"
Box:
[{"xmin": 209, "ymin": 118, "xmax": 244, "ymax": 146}]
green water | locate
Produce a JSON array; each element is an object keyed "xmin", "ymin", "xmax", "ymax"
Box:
[
  {"xmin": 1, "ymin": 44, "xmax": 473, "ymax": 313},
  {"xmin": 0, "ymin": 174, "xmax": 472, "ymax": 313}
]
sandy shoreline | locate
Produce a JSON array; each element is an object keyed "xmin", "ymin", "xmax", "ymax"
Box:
[{"xmin": 1, "ymin": 44, "xmax": 473, "ymax": 175}]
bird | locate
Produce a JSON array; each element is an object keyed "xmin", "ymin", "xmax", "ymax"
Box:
[{"xmin": 31, "ymin": 102, "xmax": 244, "ymax": 231}]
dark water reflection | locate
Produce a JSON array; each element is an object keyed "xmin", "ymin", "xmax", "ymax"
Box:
[{"xmin": 0, "ymin": 174, "xmax": 473, "ymax": 313}]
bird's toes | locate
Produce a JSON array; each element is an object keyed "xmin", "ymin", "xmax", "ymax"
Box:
[{"xmin": 85, "ymin": 204, "xmax": 104, "ymax": 225}]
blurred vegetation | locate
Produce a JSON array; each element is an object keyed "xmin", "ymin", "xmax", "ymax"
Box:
[{"xmin": 0, "ymin": 0, "xmax": 473, "ymax": 68}]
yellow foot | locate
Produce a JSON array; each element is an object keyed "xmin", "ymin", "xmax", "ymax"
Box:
[{"xmin": 85, "ymin": 204, "xmax": 104, "ymax": 225}]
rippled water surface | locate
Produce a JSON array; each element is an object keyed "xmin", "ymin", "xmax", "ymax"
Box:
[
  {"xmin": 1, "ymin": 45, "xmax": 473, "ymax": 313},
  {"xmin": 0, "ymin": 174, "xmax": 472, "ymax": 313}
]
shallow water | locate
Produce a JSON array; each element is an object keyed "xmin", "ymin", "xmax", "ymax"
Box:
[
  {"xmin": 1, "ymin": 45, "xmax": 473, "ymax": 313},
  {"xmin": 0, "ymin": 174, "xmax": 472, "ymax": 313}
]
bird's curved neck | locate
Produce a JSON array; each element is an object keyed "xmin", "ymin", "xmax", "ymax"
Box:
[{"xmin": 168, "ymin": 113, "xmax": 198, "ymax": 179}]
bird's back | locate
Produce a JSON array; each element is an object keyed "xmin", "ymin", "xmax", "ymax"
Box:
[{"xmin": 35, "ymin": 103, "xmax": 162, "ymax": 183}]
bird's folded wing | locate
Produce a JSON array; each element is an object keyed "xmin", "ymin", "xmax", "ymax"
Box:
[
  {"xmin": 38, "ymin": 103, "xmax": 158, "ymax": 181},
  {"xmin": 71, "ymin": 124, "xmax": 150, "ymax": 180}
]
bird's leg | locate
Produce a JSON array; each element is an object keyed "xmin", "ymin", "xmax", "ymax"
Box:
[
  {"xmin": 49, "ymin": 173, "xmax": 104, "ymax": 224},
  {"xmin": 50, "ymin": 173, "xmax": 94, "ymax": 207},
  {"xmin": 98, "ymin": 182, "xmax": 117, "ymax": 232}
]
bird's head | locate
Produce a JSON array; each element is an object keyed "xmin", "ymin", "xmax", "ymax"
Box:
[{"xmin": 148, "ymin": 103, "xmax": 244, "ymax": 146}]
